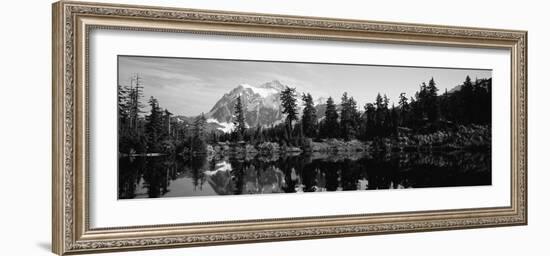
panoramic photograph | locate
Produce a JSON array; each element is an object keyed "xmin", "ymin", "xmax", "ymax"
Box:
[{"xmin": 117, "ymin": 56, "xmax": 492, "ymax": 199}]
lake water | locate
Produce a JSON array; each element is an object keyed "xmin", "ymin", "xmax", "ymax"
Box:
[{"xmin": 118, "ymin": 151, "xmax": 491, "ymax": 199}]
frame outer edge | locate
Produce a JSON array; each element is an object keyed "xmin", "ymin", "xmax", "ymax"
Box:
[
  {"xmin": 52, "ymin": 1, "xmax": 65, "ymax": 255},
  {"xmin": 54, "ymin": 1, "xmax": 528, "ymax": 254},
  {"xmin": 522, "ymin": 31, "xmax": 528, "ymax": 225}
]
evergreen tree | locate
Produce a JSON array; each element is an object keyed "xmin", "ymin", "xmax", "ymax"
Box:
[
  {"xmin": 163, "ymin": 109, "xmax": 172, "ymax": 137},
  {"xmin": 426, "ymin": 77, "xmax": 440, "ymax": 121},
  {"xmin": 427, "ymin": 77, "xmax": 438, "ymax": 96},
  {"xmin": 340, "ymin": 92, "xmax": 360, "ymax": 140},
  {"xmin": 193, "ymin": 113, "xmax": 206, "ymax": 139},
  {"xmin": 375, "ymin": 93, "xmax": 384, "ymax": 110},
  {"xmin": 398, "ymin": 93, "xmax": 409, "ymax": 126},
  {"xmin": 145, "ymin": 96, "xmax": 164, "ymax": 152},
  {"xmin": 322, "ymin": 97, "xmax": 339, "ymax": 138},
  {"xmin": 472, "ymin": 78, "xmax": 492, "ymax": 124},
  {"xmin": 118, "ymin": 85, "xmax": 131, "ymax": 128},
  {"xmin": 409, "ymin": 96, "xmax": 422, "ymax": 126},
  {"xmin": 233, "ymin": 95, "xmax": 246, "ymax": 140},
  {"xmin": 128, "ymin": 74, "xmax": 145, "ymax": 132},
  {"xmin": 398, "ymin": 93, "xmax": 409, "ymax": 111},
  {"xmin": 440, "ymin": 88, "xmax": 451, "ymax": 122},
  {"xmin": 374, "ymin": 93, "xmax": 389, "ymax": 133},
  {"xmin": 191, "ymin": 113, "xmax": 207, "ymax": 153},
  {"xmin": 280, "ymin": 86, "xmax": 298, "ymax": 140},
  {"xmin": 301, "ymin": 93, "xmax": 317, "ymax": 138},
  {"xmin": 360, "ymin": 103, "xmax": 376, "ymax": 139},
  {"xmin": 461, "ymin": 75, "xmax": 474, "ymax": 123},
  {"xmin": 383, "ymin": 94, "xmax": 390, "ymax": 109},
  {"xmin": 390, "ymin": 104, "xmax": 399, "ymax": 133}
]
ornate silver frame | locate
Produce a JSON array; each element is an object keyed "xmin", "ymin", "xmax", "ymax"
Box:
[{"xmin": 52, "ymin": 1, "xmax": 527, "ymax": 255}]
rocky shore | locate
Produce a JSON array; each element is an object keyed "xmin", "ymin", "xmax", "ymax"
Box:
[
  {"xmin": 208, "ymin": 138, "xmax": 373, "ymax": 156},
  {"xmin": 205, "ymin": 124, "xmax": 490, "ymax": 157}
]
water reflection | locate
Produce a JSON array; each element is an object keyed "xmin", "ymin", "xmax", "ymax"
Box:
[{"xmin": 118, "ymin": 150, "xmax": 491, "ymax": 199}]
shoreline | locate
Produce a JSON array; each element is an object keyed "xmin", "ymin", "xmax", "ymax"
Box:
[{"xmin": 119, "ymin": 124, "xmax": 490, "ymax": 157}]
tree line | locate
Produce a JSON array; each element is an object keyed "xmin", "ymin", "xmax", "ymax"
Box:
[
  {"xmin": 118, "ymin": 74, "xmax": 491, "ymax": 154},
  {"xmin": 228, "ymin": 76, "xmax": 491, "ymax": 148},
  {"xmin": 118, "ymin": 75, "xmax": 210, "ymax": 155}
]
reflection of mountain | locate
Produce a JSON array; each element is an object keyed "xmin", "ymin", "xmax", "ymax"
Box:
[
  {"xmin": 203, "ymin": 160, "xmax": 287, "ymax": 195},
  {"xmin": 204, "ymin": 162, "xmax": 234, "ymax": 195},
  {"xmin": 118, "ymin": 149, "xmax": 491, "ymax": 199}
]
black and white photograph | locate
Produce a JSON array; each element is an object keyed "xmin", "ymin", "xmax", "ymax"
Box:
[{"xmin": 117, "ymin": 56, "xmax": 492, "ymax": 199}]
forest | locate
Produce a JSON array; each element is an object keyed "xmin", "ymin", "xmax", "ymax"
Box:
[{"xmin": 118, "ymin": 76, "xmax": 491, "ymax": 156}]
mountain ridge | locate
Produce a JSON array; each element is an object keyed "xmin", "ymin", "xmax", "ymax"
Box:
[{"xmin": 175, "ymin": 80, "xmax": 329, "ymax": 133}]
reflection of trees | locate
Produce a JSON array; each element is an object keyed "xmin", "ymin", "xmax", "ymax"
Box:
[
  {"xmin": 256, "ymin": 165, "xmax": 285, "ymax": 193},
  {"xmin": 230, "ymin": 159, "xmax": 245, "ymax": 195},
  {"xmin": 279, "ymin": 155, "xmax": 304, "ymax": 193},
  {"xmin": 118, "ymin": 150, "xmax": 491, "ymax": 198},
  {"xmin": 118, "ymin": 156, "xmax": 145, "ymax": 199},
  {"xmin": 141, "ymin": 158, "xmax": 168, "ymax": 198},
  {"xmin": 281, "ymin": 150, "xmax": 490, "ymax": 193},
  {"xmin": 340, "ymin": 160, "xmax": 355, "ymax": 191},
  {"xmin": 362, "ymin": 152, "xmax": 398, "ymax": 190},
  {"xmin": 188, "ymin": 155, "xmax": 207, "ymax": 191},
  {"xmin": 321, "ymin": 162, "xmax": 340, "ymax": 191},
  {"xmin": 228, "ymin": 158, "xmax": 287, "ymax": 195},
  {"xmin": 361, "ymin": 151, "xmax": 491, "ymax": 189},
  {"xmin": 301, "ymin": 161, "xmax": 320, "ymax": 192}
]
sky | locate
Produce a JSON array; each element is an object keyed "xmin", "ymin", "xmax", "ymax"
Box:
[{"xmin": 118, "ymin": 56, "xmax": 492, "ymax": 117}]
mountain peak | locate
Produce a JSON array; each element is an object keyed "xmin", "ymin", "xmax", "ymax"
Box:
[
  {"xmin": 237, "ymin": 83, "xmax": 280, "ymax": 98},
  {"xmin": 258, "ymin": 80, "xmax": 286, "ymax": 91},
  {"xmin": 234, "ymin": 80, "xmax": 290, "ymax": 98},
  {"xmin": 314, "ymin": 97, "xmax": 328, "ymax": 106},
  {"xmin": 206, "ymin": 80, "xmax": 331, "ymax": 132},
  {"xmin": 207, "ymin": 81, "xmax": 287, "ymax": 130}
]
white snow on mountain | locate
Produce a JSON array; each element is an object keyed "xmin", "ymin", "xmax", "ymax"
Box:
[
  {"xmin": 315, "ymin": 97, "xmax": 328, "ymax": 106},
  {"xmin": 203, "ymin": 161, "xmax": 232, "ymax": 176},
  {"xmin": 239, "ymin": 83, "xmax": 279, "ymax": 98},
  {"xmin": 206, "ymin": 118, "xmax": 235, "ymax": 133},
  {"xmin": 203, "ymin": 80, "xmax": 327, "ymax": 132}
]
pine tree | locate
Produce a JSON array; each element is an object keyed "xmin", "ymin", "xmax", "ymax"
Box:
[
  {"xmin": 461, "ymin": 76, "xmax": 474, "ymax": 123},
  {"xmin": 390, "ymin": 104, "xmax": 398, "ymax": 133},
  {"xmin": 301, "ymin": 93, "xmax": 317, "ymax": 138},
  {"xmin": 426, "ymin": 77, "xmax": 440, "ymax": 121},
  {"xmin": 191, "ymin": 113, "xmax": 207, "ymax": 153},
  {"xmin": 360, "ymin": 103, "xmax": 376, "ymax": 139},
  {"xmin": 398, "ymin": 93, "xmax": 409, "ymax": 126},
  {"xmin": 398, "ymin": 93, "xmax": 409, "ymax": 111},
  {"xmin": 145, "ymin": 96, "xmax": 163, "ymax": 152},
  {"xmin": 322, "ymin": 96, "xmax": 339, "ymax": 138},
  {"xmin": 233, "ymin": 95, "xmax": 246, "ymax": 140},
  {"xmin": 193, "ymin": 113, "xmax": 206, "ymax": 139},
  {"xmin": 383, "ymin": 94, "xmax": 390, "ymax": 109},
  {"xmin": 375, "ymin": 93, "xmax": 384, "ymax": 110},
  {"xmin": 427, "ymin": 77, "xmax": 438, "ymax": 96},
  {"xmin": 280, "ymin": 86, "xmax": 298, "ymax": 139},
  {"xmin": 118, "ymin": 85, "xmax": 131, "ymax": 128},
  {"xmin": 340, "ymin": 92, "xmax": 359, "ymax": 141},
  {"xmin": 374, "ymin": 93, "xmax": 389, "ymax": 133},
  {"xmin": 129, "ymin": 74, "xmax": 145, "ymax": 132},
  {"xmin": 163, "ymin": 109, "xmax": 172, "ymax": 137}
]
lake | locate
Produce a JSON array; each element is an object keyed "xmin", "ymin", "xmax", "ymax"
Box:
[{"xmin": 118, "ymin": 150, "xmax": 491, "ymax": 199}]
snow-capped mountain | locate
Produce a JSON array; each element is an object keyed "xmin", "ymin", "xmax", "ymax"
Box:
[
  {"xmin": 175, "ymin": 80, "xmax": 331, "ymax": 133},
  {"xmin": 206, "ymin": 80, "xmax": 287, "ymax": 132}
]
